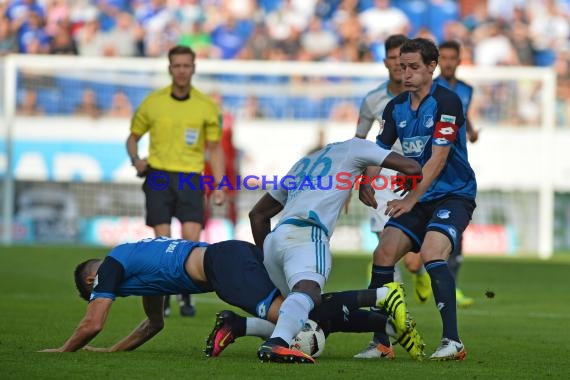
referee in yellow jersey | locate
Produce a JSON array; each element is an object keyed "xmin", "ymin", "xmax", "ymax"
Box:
[{"xmin": 126, "ymin": 45, "xmax": 225, "ymax": 317}]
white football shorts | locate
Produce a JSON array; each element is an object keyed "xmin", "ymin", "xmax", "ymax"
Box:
[
  {"xmin": 263, "ymin": 223, "xmax": 331, "ymax": 297},
  {"xmin": 370, "ymin": 168, "xmax": 404, "ymax": 233}
]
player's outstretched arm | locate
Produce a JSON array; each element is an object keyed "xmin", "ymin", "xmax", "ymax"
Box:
[
  {"xmin": 381, "ymin": 152, "xmax": 422, "ymax": 178},
  {"xmin": 385, "ymin": 145, "xmax": 450, "ymax": 219},
  {"xmin": 249, "ymin": 193, "xmax": 284, "ymax": 248},
  {"xmin": 39, "ymin": 298, "xmax": 113, "ymax": 352},
  {"xmin": 402, "ymin": 145, "xmax": 448, "ymax": 203},
  {"xmin": 85, "ymin": 296, "xmax": 165, "ymax": 352},
  {"xmin": 358, "ymin": 166, "xmax": 381, "ymax": 208}
]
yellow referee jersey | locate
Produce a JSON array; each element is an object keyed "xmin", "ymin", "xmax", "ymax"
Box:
[{"xmin": 131, "ymin": 86, "xmax": 221, "ymax": 173}]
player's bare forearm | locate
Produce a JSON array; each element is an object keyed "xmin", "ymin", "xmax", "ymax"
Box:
[
  {"xmin": 89, "ymin": 296, "xmax": 164, "ymax": 352},
  {"xmin": 126, "ymin": 133, "xmax": 148, "ymax": 175},
  {"xmin": 58, "ymin": 324, "xmax": 103, "ymax": 352},
  {"xmin": 207, "ymin": 141, "xmax": 226, "ymax": 204},
  {"xmin": 126, "ymin": 133, "xmax": 141, "ymax": 162},
  {"xmin": 107, "ymin": 318, "xmax": 164, "ymax": 352},
  {"xmin": 385, "ymin": 152, "xmax": 445, "ymax": 219},
  {"xmin": 382, "ymin": 152, "xmax": 422, "ymax": 178},
  {"xmin": 250, "ymin": 216, "xmax": 271, "ymax": 248},
  {"xmin": 207, "ymin": 141, "xmax": 225, "ymax": 184},
  {"xmin": 365, "ymin": 165, "xmax": 381, "ymax": 177},
  {"xmin": 357, "ymin": 166, "xmax": 381, "ymax": 208},
  {"xmin": 40, "ymin": 299, "xmax": 113, "ymax": 352},
  {"xmin": 466, "ymin": 118, "xmax": 479, "ymax": 143},
  {"xmin": 403, "ymin": 146, "xmax": 449, "ymax": 203},
  {"xmin": 249, "ymin": 193, "xmax": 283, "ymax": 248}
]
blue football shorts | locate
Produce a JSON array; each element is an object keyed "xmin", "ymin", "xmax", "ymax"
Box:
[
  {"xmin": 203, "ymin": 240, "xmax": 280, "ymax": 319},
  {"xmin": 385, "ymin": 196, "xmax": 476, "ymax": 255}
]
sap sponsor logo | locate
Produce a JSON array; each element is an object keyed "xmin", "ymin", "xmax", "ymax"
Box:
[
  {"xmin": 424, "ymin": 115, "xmax": 434, "ymax": 128},
  {"xmin": 398, "ymin": 120, "xmax": 407, "ymax": 128},
  {"xmin": 440, "ymin": 114, "xmax": 456, "ymax": 123},
  {"xmin": 437, "ymin": 209, "xmax": 451, "ymax": 219},
  {"xmin": 402, "ymin": 136, "xmax": 430, "ymax": 157}
]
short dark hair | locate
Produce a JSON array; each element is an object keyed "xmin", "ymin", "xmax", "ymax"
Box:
[
  {"xmin": 385, "ymin": 34, "xmax": 408, "ymax": 52},
  {"xmin": 74, "ymin": 259, "xmax": 100, "ymax": 301},
  {"xmin": 439, "ymin": 40, "xmax": 461, "ymax": 56},
  {"xmin": 401, "ymin": 37, "xmax": 439, "ymax": 65},
  {"xmin": 168, "ymin": 45, "xmax": 196, "ymax": 63}
]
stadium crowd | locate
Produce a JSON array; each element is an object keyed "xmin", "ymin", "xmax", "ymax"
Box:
[{"xmin": 2, "ymin": 0, "xmax": 570, "ymax": 124}]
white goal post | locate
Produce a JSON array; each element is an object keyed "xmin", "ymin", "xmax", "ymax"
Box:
[{"xmin": 1, "ymin": 54, "xmax": 558, "ymax": 258}]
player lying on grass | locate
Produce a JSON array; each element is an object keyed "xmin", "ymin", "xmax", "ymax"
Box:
[{"xmin": 39, "ymin": 237, "xmax": 424, "ymax": 360}]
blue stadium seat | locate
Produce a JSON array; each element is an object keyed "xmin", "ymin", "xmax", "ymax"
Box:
[
  {"xmin": 122, "ymin": 86, "xmax": 151, "ymax": 109},
  {"xmin": 56, "ymin": 77, "xmax": 83, "ymax": 114},
  {"xmin": 257, "ymin": 96, "xmax": 288, "ymax": 119},
  {"xmin": 222, "ymin": 95, "xmax": 244, "ymax": 111},
  {"xmin": 289, "ymin": 97, "xmax": 322, "ymax": 120},
  {"xmin": 86, "ymin": 82, "xmax": 116, "ymax": 111},
  {"xmin": 215, "ymin": 74, "xmax": 250, "ymax": 83},
  {"xmin": 249, "ymin": 75, "xmax": 289, "ymax": 84},
  {"xmin": 36, "ymin": 88, "xmax": 61, "ymax": 115}
]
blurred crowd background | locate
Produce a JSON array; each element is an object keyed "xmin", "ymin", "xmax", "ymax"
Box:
[
  {"xmin": 2, "ymin": 0, "xmax": 569, "ymax": 65},
  {"xmin": 2, "ymin": 0, "xmax": 570, "ymax": 125}
]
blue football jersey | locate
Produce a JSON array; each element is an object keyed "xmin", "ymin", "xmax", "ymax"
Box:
[
  {"xmin": 377, "ymin": 83, "xmax": 477, "ymax": 202},
  {"xmin": 434, "ymin": 76, "xmax": 473, "ymax": 117},
  {"xmin": 90, "ymin": 237, "xmax": 209, "ymax": 301}
]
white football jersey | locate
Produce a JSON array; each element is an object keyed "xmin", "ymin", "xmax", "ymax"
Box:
[
  {"xmin": 268, "ymin": 137, "xmax": 392, "ymax": 236},
  {"xmin": 356, "ymin": 80, "xmax": 403, "ymax": 154}
]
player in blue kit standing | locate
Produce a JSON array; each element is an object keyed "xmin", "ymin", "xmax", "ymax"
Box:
[
  {"xmin": 354, "ymin": 34, "xmax": 434, "ymax": 359},
  {"xmin": 434, "ymin": 40, "xmax": 479, "ymax": 307},
  {"xmin": 358, "ymin": 38, "xmax": 477, "ymax": 361}
]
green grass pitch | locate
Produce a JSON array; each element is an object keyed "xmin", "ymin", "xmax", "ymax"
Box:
[{"xmin": 1, "ymin": 245, "xmax": 569, "ymax": 379}]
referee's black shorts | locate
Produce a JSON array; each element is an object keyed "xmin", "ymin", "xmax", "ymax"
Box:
[{"xmin": 142, "ymin": 169, "xmax": 204, "ymax": 227}]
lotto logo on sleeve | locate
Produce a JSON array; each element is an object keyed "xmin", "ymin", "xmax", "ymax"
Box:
[{"xmin": 434, "ymin": 120, "xmax": 458, "ymax": 145}]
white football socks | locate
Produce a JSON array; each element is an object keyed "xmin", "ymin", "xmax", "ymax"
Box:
[
  {"xmin": 394, "ymin": 264, "xmax": 403, "ymax": 283},
  {"xmin": 376, "ymin": 286, "xmax": 389, "ymax": 304},
  {"xmin": 385, "ymin": 318, "xmax": 397, "ymax": 337},
  {"xmin": 246, "ymin": 317, "xmax": 275, "ymax": 339},
  {"xmin": 270, "ymin": 292, "xmax": 314, "ymax": 345}
]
